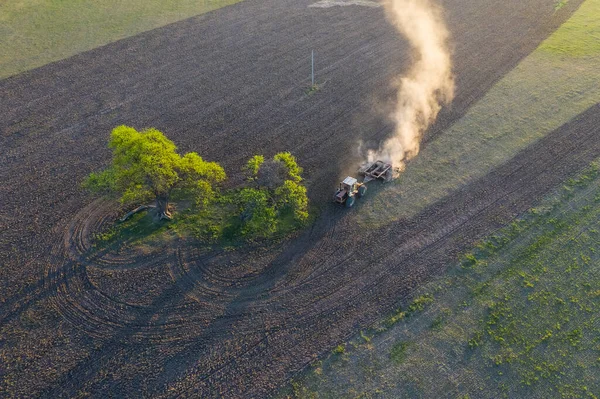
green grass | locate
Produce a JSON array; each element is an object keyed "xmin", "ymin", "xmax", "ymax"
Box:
[
  {"xmin": 0, "ymin": 0, "xmax": 244, "ymax": 79},
  {"xmin": 543, "ymin": 0, "xmax": 600, "ymax": 56},
  {"xmin": 92, "ymin": 211, "xmax": 173, "ymax": 250},
  {"xmin": 555, "ymin": 0, "xmax": 570, "ymax": 11},
  {"xmin": 92, "ymin": 193, "xmax": 314, "ymax": 251},
  {"xmin": 389, "ymin": 341, "xmax": 410, "ymax": 364},
  {"xmin": 384, "ymin": 293, "xmax": 435, "ymax": 327},
  {"xmin": 283, "ymin": 159, "xmax": 600, "ymax": 398},
  {"xmin": 360, "ymin": 0, "xmax": 600, "ymax": 228}
]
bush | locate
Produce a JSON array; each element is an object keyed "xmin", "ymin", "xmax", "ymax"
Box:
[
  {"xmin": 275, "ymin": 180, "xmax": 309, "ymax": 223},
  {"xmin": 245, "ymin": 155, "xmax": 265, "ymax": 180},
  {"xmin": 232, "ymin": 152, "xmax": 310, "ymax": 240},
  {"xmin": 274, "ymin": 152, "xmax": 303, "ymax": 182},
  {"xmin": 237, "ymin": 188, "xmax": 277, "ymax": 238},
  {"xmin": 390, "ymin": 341, "xmax": 410, "ymax": 364}
]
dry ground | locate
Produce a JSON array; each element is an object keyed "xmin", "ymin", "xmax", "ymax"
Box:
[{"xmin": 0, "ymin": 0, "xmax": 594, "ymax": 397}]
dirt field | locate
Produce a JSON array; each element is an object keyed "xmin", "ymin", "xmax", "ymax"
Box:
[{"xmin": 0, "ymin": 0, "xmax": 594, "ymax": 397}]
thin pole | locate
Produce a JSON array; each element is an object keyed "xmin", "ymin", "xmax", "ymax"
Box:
[{"xmin": 311, "ymin": 50, "xmax": 315, "ymax": 87}]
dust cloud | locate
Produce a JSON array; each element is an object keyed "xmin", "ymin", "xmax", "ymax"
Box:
[{"xmin": 367, "ymin": 0, "xmax": 454, "ymax": 171}]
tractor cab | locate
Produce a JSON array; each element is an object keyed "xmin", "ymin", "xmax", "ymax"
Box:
[
  {"xmin": 334, "ymin": 176, "xmax": 365, "ymax": 208},
  {"xmin": 341, "ymin": 176, "xmax": 358, "ymax": 194}
]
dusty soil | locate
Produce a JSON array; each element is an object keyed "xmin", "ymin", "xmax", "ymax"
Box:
[{"xmin": 0, "ymin": 0, "xmax": 593, "ymax": 397}]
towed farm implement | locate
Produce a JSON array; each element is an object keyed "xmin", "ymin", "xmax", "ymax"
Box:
[{"xmin": 334, "ymin": 160, "xmax": 393, "ymax": 208}]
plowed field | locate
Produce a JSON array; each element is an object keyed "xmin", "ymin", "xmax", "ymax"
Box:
[{"xmin": 0, "ymin": 0, "xmax": 593, "ymax": 397}]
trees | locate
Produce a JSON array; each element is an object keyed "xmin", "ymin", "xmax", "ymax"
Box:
[
  {"xmin": 271, "ymin": 152, "xmax": 309, "ymax": 223},
  {"xmin": 245, "ymin": 155, "xmax": 264, "ymax": 180},
  {"xmin": 84, "ymin": 125, "xmax": 225, "ymax": 220},
  {"xmin": 273, "ymin": 152, "xmax": 303, "ymax": 183},
  {"xmin": 84, "ymin": 126, "xmax": 309, "ymax": 242},
  {"xmin": 237, "ymin": 188, "xmax": 277, "ymax": 237},
  {"xmin": 274, "ymin": 180, "xmax": 309, "ymax": 222},
  {"xmin": 237, "ymin": 152, "xmax": 309, "ymax": 237}
]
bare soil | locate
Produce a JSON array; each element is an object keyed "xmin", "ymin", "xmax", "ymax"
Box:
[{"xmin": 0, "ymin": 0, "xmax": 593, "ymax": 397}]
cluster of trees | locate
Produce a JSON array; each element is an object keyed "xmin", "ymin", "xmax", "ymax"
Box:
[
  {"xmin": 85, "ymin": 126, "xmax": 309, "ymax": 240},
  {"xmin": 237, "ymin": 153, "xmax": 309, "ymax": 237}
]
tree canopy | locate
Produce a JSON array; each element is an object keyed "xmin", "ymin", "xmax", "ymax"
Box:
[
  {"xmin": 237, "ymin": 152, "xmax": 309, "ymax": 238},
  {"xmin": 85, "ymin": 127, "xmax": 309, "ymax": 242},
  {"xmin": 84, "ymin": 125, "xmax": 225, "ymax": 219},
  {"xmin": 273, "ymin": 152, "xmax": 303, "ymax": 183},
  {"xmin": 237, "ymin": 188, "xmax": 277, "ymax": 238},
  {"xmin": 245, "ymin": 155, "xmax": 265, "ymax": 179},
  {"xmin": 275, "ymin": 179, "xmax": 309, "ymax": 222}
]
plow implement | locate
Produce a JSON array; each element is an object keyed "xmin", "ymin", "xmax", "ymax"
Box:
[{"xmin": 334, "ymin": 160, "xmax": 394, "ymax": 208}]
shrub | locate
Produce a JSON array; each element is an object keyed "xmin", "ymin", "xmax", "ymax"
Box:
[
  {"xmin": 237, "ymin": 188, "xmax": 277, "ymax": 238},
  {"xmin": 274, "ymin": 180, "xmax": 309, "ymax": 223},
  {"xmin": 245, "ymin": 155, "xmax": 265, "ymax": 180},
  {"xmin": 274, "ymin": 152, "xmax": 303, "ymax": 182}
]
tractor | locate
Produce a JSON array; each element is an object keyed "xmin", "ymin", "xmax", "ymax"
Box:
[
  {"xmin": 334, "ymin": 160, "xmax": 393, "ymax": 208},
  {"xmin": 334, "ymin": 176, "xmax": 366, "ymax": 208}
]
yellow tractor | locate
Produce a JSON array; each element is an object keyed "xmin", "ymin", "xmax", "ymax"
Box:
[
  {"xmin": 334, "ymin": 161, "xmax": 392, "ymax": 208},
  {"xmin": 334, "ymin": 176, "xmax": 366, "ymax": 208}
]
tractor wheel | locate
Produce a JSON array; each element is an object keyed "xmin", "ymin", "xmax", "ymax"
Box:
[
  {"xmin": 384, "ymin": 170, "xmax": 393, "ymax": 182},
  {"xmin": 357, "ymin": 185, "xmax": 367, "ymax": 197},
  {"xmin": 345, "ymin": 196, "xmax": 356, "ymax": 208}
]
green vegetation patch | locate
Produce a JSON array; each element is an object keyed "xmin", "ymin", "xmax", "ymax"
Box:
[
  {"xmin": 361, "ymin": 0, "xmax": 600, "ymax": 228},
  {"xmin": 284, "ymin": 160, "xmax": 600, "ymax": 398},
  {"xmin": 86, "ymin": 126, "xmax": 310, "ymax": 247},
  {"xmin": 389, "ymin": 341, "xmax": 410, "ymax": 364},
  {"xmin": 543, "ymin": 0, "xmax": 600, "ymax": 56},
  {"xmin": 0, "ymin": 0, "xmax": 244, "ymax": 79},
  {"xmin": 92, "ymin": 211, "xmax": 172, "ymax": 250},
  {"xmin": 554, "ymin": 0, "xmax": 570, "ymax": 11}
]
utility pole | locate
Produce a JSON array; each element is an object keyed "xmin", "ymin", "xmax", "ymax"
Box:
[{"xmin": 311, "ymin": 50, "xmax": 315, "ymax": 87}]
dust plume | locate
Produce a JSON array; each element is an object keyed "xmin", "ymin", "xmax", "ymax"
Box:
[{"xmin": 368, "ymin": 0, "xmax": 454, "ymax": 171}]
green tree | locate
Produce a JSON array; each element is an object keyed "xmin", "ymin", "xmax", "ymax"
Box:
[
  {"xmin": 245, "ymin": 155, "xmax": 265, "ymax": 181},
  {"xmin": 274, "ymin": 152, "xmax": 303, "ymax": 182},
  {"xmin": 236, "ymin": 152, "xmax": 309, "ymax": 238},
  {"xmin": 237, "ymin": 188, "xmax": 277, "ymax": 237},
  {"xmin": 84, "ymin": 125, "xmax": 225, "ymax": 220},
  {"xmin": 274, "ymin": 180, "xmax": 309, "ymax": 223},
  {"xmin": 253, "ymin": 152, "xmax": 303, "ymax": 189}
]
